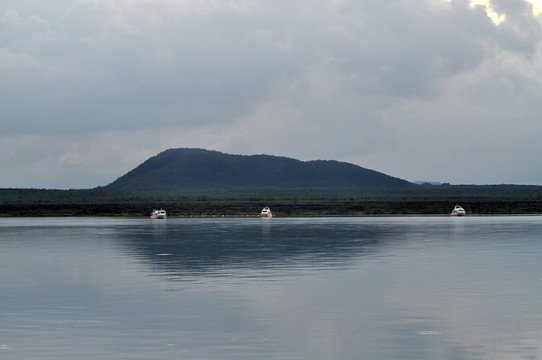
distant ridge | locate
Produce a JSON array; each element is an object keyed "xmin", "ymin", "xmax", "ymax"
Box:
[{"xmin": 105, "ymin": 148, "xmax": 414, "ymax": 190}]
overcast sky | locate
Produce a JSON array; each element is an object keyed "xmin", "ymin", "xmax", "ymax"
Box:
[{"xmin": 2, "ymin": 0, "xmax": 542, "ymax": 188}]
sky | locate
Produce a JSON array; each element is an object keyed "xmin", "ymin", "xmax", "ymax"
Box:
[{"xmin": 1, "ymin": 0, "xmax": 542, "ymax": 189}]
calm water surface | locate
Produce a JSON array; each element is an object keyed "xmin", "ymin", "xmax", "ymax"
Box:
[{"xmin": 0, "ymin": 216, "xmax": 541, "ymax": 359}]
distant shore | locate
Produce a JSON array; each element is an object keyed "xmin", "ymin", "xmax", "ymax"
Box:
[
  {"xmin": 2, "ymin": 186, "xmax": 541, "ymax": 217},
  {"xmin": 2, "ymin": 198, "xmax": 542, "ymax": 217}
]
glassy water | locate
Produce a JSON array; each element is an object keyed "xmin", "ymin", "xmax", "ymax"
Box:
[{"xmin": 0, "ymin": 216, "xmax": 541, "ymax": 359}]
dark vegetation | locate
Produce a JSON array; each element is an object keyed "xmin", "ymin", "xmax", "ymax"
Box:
[
  {"xmin": 2, "ymin": 148, "xmax": 542, "ymax": 216},
  {"xmin": 1, "ymin": 185, "xmax": 542, "ymax": 216},
  {"xmin": 105, "ymin": 148, "xmax": 413, "ymax": 189}
]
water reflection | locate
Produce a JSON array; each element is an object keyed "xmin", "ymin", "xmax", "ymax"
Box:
[
  {"xmin": 1, "ymin": 216, "xmax": 541, "ymax": 360},
  {"xmin": 112, "ymin": 218, "xmax": 419, "ymax": 280}
]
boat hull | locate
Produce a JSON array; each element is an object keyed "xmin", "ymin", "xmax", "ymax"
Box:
[
  {"xmin": 260, "ymin": 207, "xmax": 272, "ymax": 218},
  {"xmin": 150, "ymin": 209, "xmax": 167, "ymax": 219},
  {"xmin": 451, "ymin": 206, "xmax": 466, "ymax": 216}
]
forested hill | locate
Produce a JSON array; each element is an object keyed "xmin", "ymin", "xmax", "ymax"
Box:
[{"xmin": 104, "ymin": 148, "xmax": 414, "ymax": 190}]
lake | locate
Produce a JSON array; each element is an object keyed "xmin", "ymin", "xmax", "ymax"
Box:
[{"xmin": 0, "ymin": 216, "xmax": 541, "ymax": 359}]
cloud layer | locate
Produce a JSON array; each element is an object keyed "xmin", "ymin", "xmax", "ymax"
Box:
[{"xmin": 1, "ymin": 0, "xmax": 542, "ymax": 188}]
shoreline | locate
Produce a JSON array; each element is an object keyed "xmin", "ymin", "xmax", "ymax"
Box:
[{"xmin": 2, "ymin": 198, "xmax": 542, "ymax": 217}]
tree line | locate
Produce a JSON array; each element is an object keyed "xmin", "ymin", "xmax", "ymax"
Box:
[{"xmin": 1, "ymin": 185, "xmax": 542, "ymax": 216}]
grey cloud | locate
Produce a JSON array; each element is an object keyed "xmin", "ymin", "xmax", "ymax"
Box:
[
  {"xmin": 2, "ymin": 0, "xmax": 535, "ymax": 135},
  {"xmin": 2, "ymin": 4, "xmax": 301, "ymax": 135},
  {"xmin": 0, "ymin": 10, "xmax": 50, "ymax": 47},
  {"xmin": 1, "ymin": 0, "xmax": 542, "ymax": 186}
]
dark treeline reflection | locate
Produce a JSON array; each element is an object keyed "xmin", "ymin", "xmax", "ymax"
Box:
[{"xmin": 112, "ymin": 218, "xmax": 415, "ymax": 279}]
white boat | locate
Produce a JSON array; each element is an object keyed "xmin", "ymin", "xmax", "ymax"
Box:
[
  {"xmin": 150, "ymin": 209, "xmax": 167, "ymax": 219},
  {"xmin": 260, "ymin": 206, "xmax": 272, "ymax": 218},
  {"xmin": 451, "ymin": 205, "xmax": 465, "ymax": 216}
]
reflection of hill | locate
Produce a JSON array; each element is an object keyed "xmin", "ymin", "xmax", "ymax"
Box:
[{"xmin": 113, "ymin": 219, "xmax": 399, "ymax": 279}]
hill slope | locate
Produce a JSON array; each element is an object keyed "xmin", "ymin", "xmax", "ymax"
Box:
[{"xmin": 104, "ymin": 148, "xmax": 413, "ymax": 190}]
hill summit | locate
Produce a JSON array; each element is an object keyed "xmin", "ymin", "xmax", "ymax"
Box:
[{"xmin": 105, "ymin": 148, "xmax": 413, "ymax": 190}]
